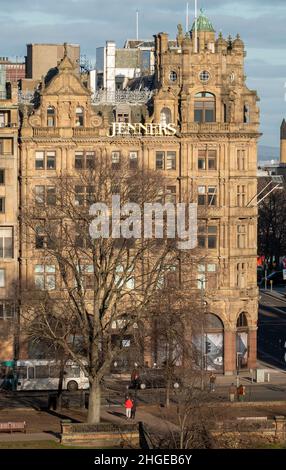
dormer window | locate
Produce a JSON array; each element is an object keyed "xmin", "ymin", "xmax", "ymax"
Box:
[
  {"xmin": 76, "ymin": 107, "xmax": 84, "ymax": 127},
  {"xmin": 160, "ymin": 108, "xmax": 172, "ymax": 126},
  {"xmin": 47, "ymin": 107, "xmax": 55, "ymax": 127}
]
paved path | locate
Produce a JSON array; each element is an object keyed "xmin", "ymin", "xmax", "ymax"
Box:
[{"xmin": 101, "ymin": 405, "xmax": 178, "ymax": 435}]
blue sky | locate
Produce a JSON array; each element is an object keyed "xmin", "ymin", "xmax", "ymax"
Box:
[{"xmin": 0, "ymin": 0, "xmax": 285, "ymax": 148}]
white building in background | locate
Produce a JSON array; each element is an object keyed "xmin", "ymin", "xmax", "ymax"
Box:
[{"xmin": 92, "ymin": 39, "xmax": 156, "ymax": 95}]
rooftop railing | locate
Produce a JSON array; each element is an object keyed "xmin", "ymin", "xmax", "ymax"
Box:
[{"xmin": 91, "ymin": 88, "xmax": 154, "ymax": 105}]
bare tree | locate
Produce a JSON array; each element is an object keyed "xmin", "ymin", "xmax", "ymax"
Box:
[
  {"xmin": 20, "ymin": 157, "xmax": 184, "ymax": 423},
  {"xmin": 147, "ymin": 271, "xmax": 202, "ymax": 408},
  {"xmin": 258, "ymin": 180, "xmax": 286, "ymax": 266}
]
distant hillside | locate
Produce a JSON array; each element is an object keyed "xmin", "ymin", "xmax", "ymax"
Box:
[{"xmin": 258, "ymin": 145, "xmax": 279, "ymax": 162}]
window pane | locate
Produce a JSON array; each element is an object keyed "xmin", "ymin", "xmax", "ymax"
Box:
[
  {"xmin": 75, "ymin": 152, "xmax": 84, "ymax": 169},
  {"xmin": 35, "ymin": 186, "xmax": 44, "ymax": 205},
  {"xmin": 194, "ymin": 109, "xmax": 203, "ymax": 123},
  {"xmin": 0, "ymin": 270, "xmax": 4, "ymax": 287},
  {"xmin": 16, "ymin": 366, "xmax": 27, "ymax": 379},
  {"xmin": 166, "ymin": 152, "xmax": 176, "ymax": 170},
  {"xmin": 35, "ymin": 152, "xmax": 44, "ymax": 169},
  {"xmin": 156, "ymin": 152, "xmax": 164, "ymax": 170},
  {"xmin": 65, "ymin": 366, "xmax": 80, "ymax": 378},
  {"xmin": 46, "ymin": 275, "xmax": 56, "ymax": 290},
  {"xmin": 46, "ymin": 265, "xmax": 56, "ymax": 273},
  {"xmin": 0, "ymin": 169, "xmax": 4, "ymax": 185},
  {"xmin": 208, "ymin": 236, "xmax": 217, "ymax": 249},
  {"xmin": 35, "ymin": 265, "xmax": 44, "ymax": 273},
  {"xmin": 47, "ymin": 152, "xmax": 56, "ymax": 170},
  {"xmin": 47, "ymin": 187, "xmax": 56, "ymax": 205},
  {"xmin": 4, "ymin": 237, "xmax": 13, "ymax": 258},
  {"xmin": 112, "ymin": 152, "xmax": 120, "ymax": 163},
  {"xmin": 35, "ymin": 274, "xmax": 44, "ymax": 289},
  {"xmin": 129, "ymin": 151, "xmax": 138, "ymax": 169},
  {"xmin": 35, "ymin": 235, "xmax": 45, "ymax": 249},
  {"xmin": 0, "ymin": 197, "xmax": 5, "ymax": 213},
  {"xmin": 86, "ymin": 152, "xmax": 95, "ymax": 169},
  {"xmin": 208, "ymin": 264, "xmax": 216, "ymax": 272},
  {"xmin": 35, "ymin": 365, "xmax": 49, "ymax": 379},
  {"xmin": 50, "ymin": 365, "xmax": 61, "ymax": 378}
]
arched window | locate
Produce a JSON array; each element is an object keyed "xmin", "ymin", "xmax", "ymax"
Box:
[
  {"xmin": 243, "ymin": 104, "xmax": 250, "ymax": 123},
  {"xmin": 236, "ymin": 312, "xmax": 249, "ymax": 369},
  {"xmin": 194, "ymin": 92, "xmax": 216, "ymax": 123},
  {"xmin": 237, "ymin": 312, "xmax": 248, "ymax": 328},
  {"xmin": 204, "ymin": 313, "xmax": 224, "ymax": 372},
  {"xmin": 160, "ymin": 108, "xmax": 172, "ymax": 126},
  {"xmin": 76, "ymin": 107, "xmax": 84, "ymax": 127},
  {"xmin": 223, "ymin": 103, "xmax": 227, "ymax": 123},
  {"xmin": 47, "ymin": 106, "xmax": 55, "ymax": 127}
]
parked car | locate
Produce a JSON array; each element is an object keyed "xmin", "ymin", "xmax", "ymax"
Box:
[
  {"xmin": 128, "ymin": 368, "xmax": 181, "ymax": 390},
  {"xmin": 259, "ymin": 271, "xmax": 286, "ymax": 287}
]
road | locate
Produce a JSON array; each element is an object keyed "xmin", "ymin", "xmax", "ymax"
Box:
[{"xmin": 258, "ymin": 290, "xmax": 286, "ymax": 369}]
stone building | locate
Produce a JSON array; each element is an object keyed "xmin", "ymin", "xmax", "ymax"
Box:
[
  {"xmin": 17, "ymin": 10, "xmax": 260, "ymax": 374},
  {"xmin": 0, "ymin": 82, "xmax": 19, "ymax": 361}
]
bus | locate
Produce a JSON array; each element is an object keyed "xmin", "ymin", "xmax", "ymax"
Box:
[{"xmin": 1, "ymin": 360, "xmax": 89, "ymax": 391}]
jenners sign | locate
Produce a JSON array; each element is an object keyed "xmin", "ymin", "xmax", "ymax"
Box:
[{"xmin": 109, "ymin": 122, "xmax": 177, "ymax": 137}]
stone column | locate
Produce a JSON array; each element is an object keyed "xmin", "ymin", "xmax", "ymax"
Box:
[
  {"xmin": 248, "ymin": 327, "xmax": 257, "ymax": 369},
  {"xmin": 224, "ymin": 329, "xmax": 236, "ymax": 375}
]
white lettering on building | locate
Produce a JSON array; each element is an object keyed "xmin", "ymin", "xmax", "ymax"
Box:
[{"xmin": 109, "ymin": 122, "xmax": 177, "ymax": 137}]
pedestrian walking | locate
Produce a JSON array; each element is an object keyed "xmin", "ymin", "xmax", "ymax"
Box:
[
  {"xmin": 237, "ymin": 384, "xmax": 246, "ymax": 402},
  {"xmin": 124, "ymin": 395, "xmax": 133, "ymax": 419},
  {"xmin": 130, "ymin": 366, "xmax": 140, "ymax": 389},
  {"xmin": 229, "ymin": 383, "xmax": 236, "ymax": 402},
  {"xmin": 131, "ymin": 396, "xmax": 137, "ymax": 420},
  {"xmin": 209, "ymin": 373, "xmax": 216, "ymax": 392}
]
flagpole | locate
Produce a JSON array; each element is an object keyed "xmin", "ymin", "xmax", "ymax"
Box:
[
  {"xmin": 186, "ymin": 3, "xmax": 189, "ymax": 32},
  {"xmin": 194, "ymin": 0, "xmax": 198, "ymax": 53},
  {"xmin": 136, "ymin": 10, "xmax": 139, "ymax": 40}
]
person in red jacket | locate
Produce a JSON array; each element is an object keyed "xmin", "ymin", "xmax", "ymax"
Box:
[{"xmin": 124, "ymin": 395, "xmax": 133, "ymax": 419}]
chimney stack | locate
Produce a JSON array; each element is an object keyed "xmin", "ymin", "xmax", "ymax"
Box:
[{"xmin": 280, "ymin": 119, "xmax": 286, "ymax": 163}]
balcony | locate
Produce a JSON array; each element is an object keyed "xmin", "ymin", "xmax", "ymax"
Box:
[
  {"xmin": 73, "ymin": 127, "xmax": 96, "ymax": 137},
  {"xmin": 33, "ymin": 128, "xmax": 60, "ymax": 138},
  {"xmin": 186, "ymin": 122, "xmax": 259, "ymax": 134}
]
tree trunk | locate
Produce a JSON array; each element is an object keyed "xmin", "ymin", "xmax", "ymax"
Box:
[
  {"xmin": 56, "ymin": 359, "xmax": 65, "ymax": 410},
  {"xmin": 87, "ymin": 379, "xmax": 101, "ymax": 424}
]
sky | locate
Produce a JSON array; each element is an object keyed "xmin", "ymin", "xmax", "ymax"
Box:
[{"xmin": 0, "ymin": 0, "xmax": 285, "ymax": 148}]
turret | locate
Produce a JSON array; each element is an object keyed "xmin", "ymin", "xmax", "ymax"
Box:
[{"xmin": 191, "ymin": 8, "xmax": 215, "ymax": 53}]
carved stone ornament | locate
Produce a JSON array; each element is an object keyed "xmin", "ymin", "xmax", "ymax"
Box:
[
  {"xmin": 90, "ymin": 115, "xmax": 103, "ymax": 128},
  {"xmin": 29, "ymin": 114, "xmax": 41, "ymax": 127}
]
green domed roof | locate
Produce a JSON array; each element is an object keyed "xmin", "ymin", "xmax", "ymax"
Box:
[{"xmin": 191, "ymin": 8, "xmax": 215, "ymax": 33}]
